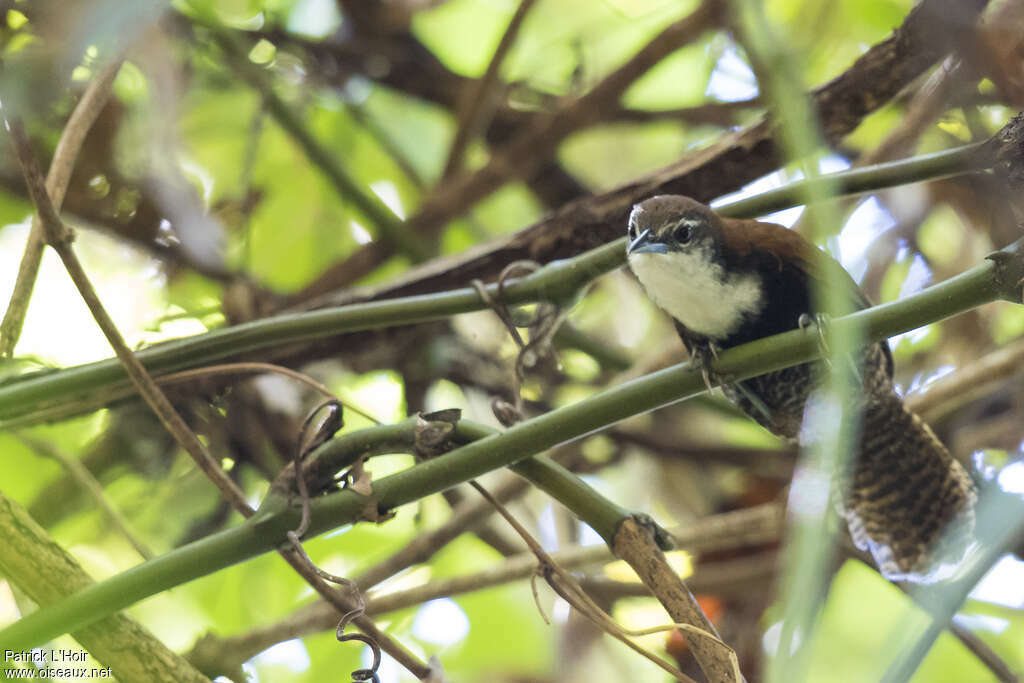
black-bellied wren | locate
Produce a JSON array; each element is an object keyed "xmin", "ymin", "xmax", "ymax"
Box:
[{"xmin": 627, "ymin": 194, "xmax": 977, "ymax": 580}]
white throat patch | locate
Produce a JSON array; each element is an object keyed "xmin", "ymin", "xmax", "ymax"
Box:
[{"xmin": 628, "ymin": 247, "xmax": 763, "ymax": 339}]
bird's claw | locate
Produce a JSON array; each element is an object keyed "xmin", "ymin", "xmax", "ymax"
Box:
[
  {"xmin": 691, "ymin": 343, "xmax": 724, "ymax": 392},
  {"xmin": 798, "ymin": 312, "xmax": 832, "ymax": 360},
  {"xmin": 694, "ymin": 342, "xmax": 774, "ymax": 422},
  {"xmin": 799, "ymin": 312, "xmax": 862, "ymax": 377}
]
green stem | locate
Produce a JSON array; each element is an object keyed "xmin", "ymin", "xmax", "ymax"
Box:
[
  {"xmin": 455, "ymin": 421, "xmax": 632, "ymax": 540},
  {"xmin": 2, "ymin": 241, "xmax": 1016, "ymax": 650},
  {"xmin": 717, "ymin": 144, "xmax": 981, "ymax": 218},
  {"xmin": 0, "ymin": 144, "xmax": 987, "ymax": 427}
]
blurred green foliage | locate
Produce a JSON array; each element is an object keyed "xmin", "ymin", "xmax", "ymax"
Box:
[{"xmin": 2, "ymin": 0, "xmax": 1022, "ymax": 681}]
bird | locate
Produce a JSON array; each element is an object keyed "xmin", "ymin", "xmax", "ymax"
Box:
[{"xmin": 625, "ymin": 194, "xmax": 977, "ymax": 581}]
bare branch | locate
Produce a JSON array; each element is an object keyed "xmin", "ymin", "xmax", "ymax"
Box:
[
  {"xmin": 298, "ymin": 0, "xmax": 727, "ymax": 291},
  {"xmin": 0, "ymin": 59, "xmax": 123, "ymax": 357},
  {"xmin": 8, "ymin": 116, "xmax": 252, "ymax": 513},
  {"xmin": 440, "ymin": 0, "xmax": 538, "ymax": 181},
  {"xmin": 297, "ymin": 0, "xmax": 990, "ymax": 307}
]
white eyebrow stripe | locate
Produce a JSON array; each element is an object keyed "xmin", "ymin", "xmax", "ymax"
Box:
[{"xmin": 660, "ymin": 216, "xmax": 702, "ymax": 236}]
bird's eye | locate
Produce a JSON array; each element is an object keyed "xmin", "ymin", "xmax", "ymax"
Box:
[
  {"xmin": 627, "ymin": 221, "xmax": 638, "ymax": 241},
  {"xmin": 674, "ymin": 220, "xmax": 694, "ymax": 244}
]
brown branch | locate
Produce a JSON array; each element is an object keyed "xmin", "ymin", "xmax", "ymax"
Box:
[
  {"xmin": 609, "ymin": 98, "xmax": 762, "ymax": 125},
  {"xmin": 0, "ymin": 59, "xmax": 123, "ymax": 357},
  {"xmin": 294, "ymin": 0, "xmax": 726, "ymax": 296},
  {"xmin": 10, "ymin": 119, "xmax": 432, "ymax": 679},
  {"xmin": 948, "ymin": 622, "xmax": 1020, "ymax": 683},
  {"xmin": 610, "ymin": 427, "xmax": 795, "ymax": 479},
  {"xmin": 274, "ymin": 545, "xmax": 433, "ymax": 680},
  {"xmin": 187, "ymin": 475, "xmax": 528, "ymax": 678},
  {"xmin": 460, "ymin": 477, "xmax": 702, "ymax": 681},
  {"xmin": 218, "ymin": 17, "xmax": 588, "ymax": 244},
  {"xmin": 185, "ymin": 502, "xmax": 782, "ymax": 675},
  {"xmin": 440, "ymin": 0, "xmax": 538, "ymax": 181},
  {"xmin": 354, "ymin": 472, "xmax": 531, "ymax": 589},
  {"xmin": 612, "ymin": 516, "xmax": 739, "ymax": 682},
  {"xmin": 813, "ymin": 0, "xmax": 989, "ymax": 143},
  {"xmin": 863, "ymin": 60, "xmax": 976, "ymax": 164},
  {"xmin": 908, "ymin": 336, "xmax": 1024, "ymax": 423},
  {"xmin": 0, "ymin": 166, "xmax": 241, "ymax": 283},
  {"xmin": 295, "ymin": 0, "xmax": 991, "ymax": 310},
  {"xmin": 209, "ymin": 27, "xmax": 431, "ymax": 263},
  {"xmin": 363, "ymin": 548, "xmax": 778, "ymax": 617},
  {"xmin": 8, "ymin": 116, "xmax": 252, "ymax": 515}
]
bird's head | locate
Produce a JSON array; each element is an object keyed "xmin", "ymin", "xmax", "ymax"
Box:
[
  {"xmin": 626, "ymin": 195, "xmax": 724, "ymax": 260},
  {"xmin": 626, "ymin": 195, "xmax": 764, "ymax": 340}
]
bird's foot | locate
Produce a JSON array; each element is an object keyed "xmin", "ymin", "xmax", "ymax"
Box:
[
  {"xmin": 799, "ymin": 312, "xmax": 863, "ymax": 378},
  {"xmin": 692, "ymin": 342, "xmax": 774, "ymax": 423},
  {"xmin": 690, "ymin": 342, "xmax": 723, "ymax": 393},
  {"xmin": 798, "ymin": 312, "xmax": 832, "ymax": 362}
]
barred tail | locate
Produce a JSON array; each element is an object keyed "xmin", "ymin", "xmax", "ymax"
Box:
[{"xmin": 843, "ymin": 392, "xmax": 978, "ymax": 581}]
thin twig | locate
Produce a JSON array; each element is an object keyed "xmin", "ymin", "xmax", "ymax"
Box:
[
  {"xmin": 609, "ymin": 98, "xmax": 762, "ymax": 125},
  {"xmin": 13, "ymin": 433, "xmax": 156, "ymax": 560},
  {"xmin": 469, "ymin": 481, "xmax": 700, "ymax": 682},
  {"xmin": 307, "ymin": 0, "xmax": 726, "ymax": 287},
  {"xmin": 8, "ymin": 117, "xmax": 252, "ymax": 514},
  {"xmin": 275, "ymin": 542, "xmax": 431, "ymax": 679},
  {"xmin": 299, "ymin": 0, "xmax": 987, "ymax": 299},
  {"xmin": 155, "ymin": 361, "xmax": 382, "ymax": 424},
  {"xmin": 9, "ymin": 119, "xmax": 432, "ymax": 679},
  {"xmin": 0, "ymin": 138, "xmax": 991, "ymax": 429},
  {"xmin": 907, "ymin": 337, "xmax": 1024, "ymax": 423},
  {"xmin": 209, "ymin": 27, "xmax": 431, "ymax": 263},
  {"xmin": 1, "ymin": 59, "xmax": 123, "ymax": 357},
  {"xmin": 470, "ymin": 254, "xmax": 737, "ymax": 680},
  {"xmin": 353, "ymin": 471, "xmax": 530, "ymax": 589},
  {"xmin": 185, "ymin": 502, "xmax": 781, "ymax": 673},
  {"xmin": 366, "ymin": 550, "xmax": 779, "ymax": 618},
  {"xmin": 344, "ymin": 101, "xmax": 426, "ymax": 189},
  {"xmin": 238, "ymin": 94, "xmax": 266, "ymax": 270},
  {"xmin": 440, "ymin": 0, "xmax": 538, "ymax": 181},
  {"xmin": 949, "ymin": 621, "xmax": 1020, "ymax": 683}
]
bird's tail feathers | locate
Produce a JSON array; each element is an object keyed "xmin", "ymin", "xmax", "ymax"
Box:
[{"xmin": 842, "ymin": 393, "xmax": 977, "ymax": 583}]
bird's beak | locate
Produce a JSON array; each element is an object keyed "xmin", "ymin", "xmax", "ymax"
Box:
[{"xmin": 627, "ymin": 228, "xmax": 668, "ymax": 255}]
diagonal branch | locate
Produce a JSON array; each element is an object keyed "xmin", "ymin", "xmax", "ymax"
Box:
[
  {"xmin": 300, "ymin": 0, "xmax": 990, "ymax": 303},
  {"xmin": 440, "ymin": 0, "xmax": 538, "ymax": 181},
  {"xmin": 0, "ymin": 59, "xmax": 123, "ymax": 357},
  {"xmin": 301, "ymin": 0, "xmax": 727, "ymax": 291},
  {"xmin": 8, "ymin": 116, "xmax": 252, "ymax": 514},
  {"xmin": 209, "ymin": 26, "xmax": 432, "ymax": 263},
  {"xmin": 8, "ymin": 119, "xmax": 434, "ymax": 679},
  {"xmin": 186, "ymin": 502, "xmax": 781, "ymax": 676}
]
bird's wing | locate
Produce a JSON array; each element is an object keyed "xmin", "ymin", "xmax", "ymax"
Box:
[{"xmin": 731, "ymin": 220, "xmax": 894, "ymax": 376}]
